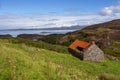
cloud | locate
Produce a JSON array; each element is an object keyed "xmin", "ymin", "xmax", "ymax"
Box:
[
  {"xmin": 0, "ymin": 13, "xmax": 120, "ymax": 29},
  {"xmin": 100, "ymin": 0, "xmax": 120, "ymax": 16}
]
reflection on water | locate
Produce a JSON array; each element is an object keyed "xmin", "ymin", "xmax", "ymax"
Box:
[{"xmin": 0, "ymin": 29, "xmax": 77, "ymax": 37}]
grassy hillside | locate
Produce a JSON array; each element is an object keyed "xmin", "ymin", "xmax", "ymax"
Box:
[{"xmin": 0, "ymin": 40, "xmax": 120, "ymax": 80}]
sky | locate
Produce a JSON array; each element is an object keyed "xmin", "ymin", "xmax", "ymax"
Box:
[{"xmin": 0, "ymin": 0, "xmax": 120, "ymax": 29}]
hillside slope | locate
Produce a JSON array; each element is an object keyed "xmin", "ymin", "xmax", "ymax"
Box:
[
  {"xmin": 0, "ymin": 41, "xmax": 120, "ymax": 80},
  {"xmin": 82, "ymin": 19, "xmax": 120, "ymax": 30}
]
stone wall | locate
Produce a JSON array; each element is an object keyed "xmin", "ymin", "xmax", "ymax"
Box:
[
  {"xmin": 68, "ymin": 48, "xmax": 84, "ymax": 60},
  {"xmin": 83, "ymin": 44, "xmax": 104, "ymax": 62}
]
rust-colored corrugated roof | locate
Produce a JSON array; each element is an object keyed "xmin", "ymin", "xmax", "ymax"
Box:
[{"xmin": 69, "ymin": 39, "xmax": 90, "ymax": 49}]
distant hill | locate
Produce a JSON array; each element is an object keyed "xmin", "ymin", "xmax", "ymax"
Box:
[
  {"xmin": 82, "ymin": 19, "xmax": 120, "ymax": 30},
  {"xmin": 1, "ymin": 25, "xmax": 86, "ymax": 31},
  {"xmin": 40, "ymin": 25, "xmax": 86, "ymax": 30}
]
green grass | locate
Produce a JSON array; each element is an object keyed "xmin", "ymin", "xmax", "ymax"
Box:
[
  {"xmin": 104, "ymin": 41, "xmax": 120, "ymax": 59},
  {"xmin": 97, "ymin": 28, "xmax": 111, "ymax": 32},
  {"xmin": 0, "ymin": 41, "xmax": 120, "ymax": 80}
]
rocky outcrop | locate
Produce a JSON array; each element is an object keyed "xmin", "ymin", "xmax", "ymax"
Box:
[{"xmin": 104, "ymin": 54, "xmax": 119, "ymax": 61}]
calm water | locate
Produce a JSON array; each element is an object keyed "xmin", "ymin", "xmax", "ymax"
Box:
[{"xmin": 0, "ymin": 29, "xmax": 77, "ymax": 37}]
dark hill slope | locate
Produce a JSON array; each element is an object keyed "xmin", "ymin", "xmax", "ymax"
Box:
[{"xmin": 82, "ymin": 19, "xmax": 120, "ymax": 30}]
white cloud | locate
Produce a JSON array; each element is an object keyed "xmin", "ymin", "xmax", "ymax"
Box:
[
  {"xmin": 0, "ymin": 13, "xmax": 120, "ymax": 29},
  {"xmin": 100, "ymin": 0, "xmax": 120, "ymax": 16}
]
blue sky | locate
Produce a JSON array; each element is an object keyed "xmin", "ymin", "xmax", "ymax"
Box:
[
  {"xmin": 0, "ymin": 0, "xmax": 118, "ymax": 15},
  {"xmin": 0, "ymin": 0, "xmax": 120, "ymax": 29}
]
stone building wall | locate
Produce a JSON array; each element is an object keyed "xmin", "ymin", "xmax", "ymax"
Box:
[
  {"xmin": 83, "ymin": 44, "xmax": 104, "ymax": 62},
  {"xmin": 68, "ymin": 48, "xmax": 84, "ymax": 60}
]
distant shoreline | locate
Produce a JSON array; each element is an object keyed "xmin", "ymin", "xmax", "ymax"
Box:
[
  {"xmin": 0, "ymin": 29, "xmax": 78, "ymax": 37},
  {"xmin": 0, "ymin": 25, "xmax": 86, "ymax": 31}
]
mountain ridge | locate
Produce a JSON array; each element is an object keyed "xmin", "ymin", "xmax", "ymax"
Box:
[
  {"xmin": 0, "ymin": 25, "xmax": 86, "ymax": 31},
  {"xmin": 82, "ymin": 19, "xmax": 120, "ymax": 30}
]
